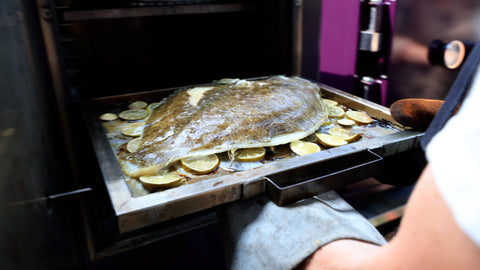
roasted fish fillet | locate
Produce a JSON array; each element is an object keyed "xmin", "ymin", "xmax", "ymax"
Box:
[{"xmin": 121, "ymin": 76, "xmax": 327, "ymax": 177}]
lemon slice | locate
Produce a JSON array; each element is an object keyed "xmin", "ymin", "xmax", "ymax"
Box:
[
  {"xmin": 128, "ymin": 101, "xmax": 148, "ymax": 110},
  {"xmin": 316, "ymin": 133, "xmax": 348, "ymax": 147},
  {"xmin": 346, "ymin": 110, "xmax": 373, "ymax": 124},
  {"xmin": 146, "ymin": 102, "xmax": 161, "ymax": 113},
  {"xmin": 290, "ymin": 140, "xmax": 321, "ymax": 156},
  {"xmin": 121, "ymin": 123, "xmax": 144, "ymax": 137},
  {"xmin": 180, "ymin": 154, "xmax": 220, "ymax": 174},
  {"xmin": 328, "ymin": 127, "xmax": 362, "ymax": 142},
  {"xmin": 99, "ymin": 113, "xmax": 118, "ymax": 121},
  {"xmin": 119, "ymin": 109, "xmax": 149, "ymax": 121},
  {"xmin": 234, "ymin": 147, "xmax": 266, "ymax": 162},
  {"xmin": 323, "ymin": 98, "xmax": 338, "ymax": 106},
  {"xmin": 139, "ymin": 171, "xmax": 184, "ymax": 189},
  {"xmin": 327, "ymin": 105, "xmax": 345, "ymax": 118},
  {"xmin": 337, "ymin": 118, "xmax": 356, "ymax": 126},
  {"xmin": 126, "ymin": 137, "xmax": 141, "ymax": 153}
]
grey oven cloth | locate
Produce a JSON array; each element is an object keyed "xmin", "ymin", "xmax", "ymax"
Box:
[{"xmin": 216, "ymin": 191, "xmax": 386, "ymax": 270}]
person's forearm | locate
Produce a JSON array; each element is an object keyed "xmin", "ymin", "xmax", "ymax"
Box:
[
  {"xmin": 300, "ymin": 165, "xmax": 480, "ymax": 270},
  {"xmin": 298, "ymin": 239, "xmax": 381, "ymax": 270}
]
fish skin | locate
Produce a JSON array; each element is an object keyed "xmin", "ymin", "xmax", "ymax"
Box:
[{"xmin": 121, "ymin": 76, "xmax": 327, "ymax": 177}]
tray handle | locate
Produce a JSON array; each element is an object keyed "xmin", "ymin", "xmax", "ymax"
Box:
[{"xmin": 265, "ymin": 149, "xmax": 383, "ymax": 206}]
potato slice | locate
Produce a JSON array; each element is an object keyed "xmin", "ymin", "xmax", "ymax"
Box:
[
  {"xmin": 139, "ymin": 171, "xmax": 184, "ymax": 189},
  {"xmin": 128, "ymin": 101, "xmax": 148, "ymax": 110},
  {"xmin": 327, "ymin": 105, "xmax": 345, "ymax": 118},
  {"xmin": 99, "ymin": 113, "xmax": 118, "ymax": 121},
  {"xmin": 121, "ymin": 123, "xmax": 144, "ymax": 137},
  {"xmin": 346, "ymin": 110, "xmax": 373, "ymax": 124},
  {"xmin": 126, "ymin": 137, "xmax": 141, "ymax": 153},
  {"xmin": 322, "ymin": 118, "xmax": 332, "ymax": 126},
  {"xmin": 337, "ymin": 118, "xmax": 356, "ymax": 126},
  {"xmin": 316, "ymin": 133, "xmax": 348, "ymax": 147},
  {"xmin": 180, "ymin": 154, "xmax": 220, "ymax": 174},
  {"xmin": 290, "ymin": 140, "xmax": 321, "ymax": 156},
  {"xmin": 235, "ymin": 147, "xmax": 266, "ymax": 162},
  {"xmin": 119, "ymin": 109, "xmax": 148, "ymax": 121},
  {"xmin": 328, "ymin": 127, "xmax": 361, "ymax": 142},
  {"xmin": 146, "ymin": 102, "xmax": 161, "ymax": 113},
  {"xmin": 323, "ymin": 98, "xmax": 338, "ymax": 106}
]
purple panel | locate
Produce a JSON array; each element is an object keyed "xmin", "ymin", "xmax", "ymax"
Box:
[{"xmin": 319, "ymin": 0, "xmax": 360, "ymax": 92}]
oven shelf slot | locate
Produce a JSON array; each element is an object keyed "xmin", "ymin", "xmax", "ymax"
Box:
[{"xmin": 62, "ymin": 3, "xmax": 255, "ymax": 21}]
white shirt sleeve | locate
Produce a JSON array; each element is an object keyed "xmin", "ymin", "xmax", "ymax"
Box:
[{"xmin": 426, "ymin": 66, "xmax": 480, "ymax": 248}]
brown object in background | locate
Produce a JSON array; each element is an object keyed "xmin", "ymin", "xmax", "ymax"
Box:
[{"xmin": 390, "ymin": 98, "xmax": 444, "ymax": 130}]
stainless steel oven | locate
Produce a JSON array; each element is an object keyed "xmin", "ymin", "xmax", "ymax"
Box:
[{"xmin": 3, "ymin": 0, "xmax": 423, "ymax": 266}]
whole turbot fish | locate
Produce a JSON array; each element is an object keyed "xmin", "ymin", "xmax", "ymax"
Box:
[{"xmin": 120, "ymin": 76, "xmax": 327, "ymax": 177}]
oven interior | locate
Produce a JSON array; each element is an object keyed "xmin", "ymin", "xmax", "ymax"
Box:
[
  {"xmin": 38, "ymin": 0, "xmax": 318, "ymax": 259},
  {"xmin": 53, "ymin": 0, "xmax": 300, "ymax": 99}
]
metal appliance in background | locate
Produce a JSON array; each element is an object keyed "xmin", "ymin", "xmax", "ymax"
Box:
[
  {"xmin": 428, "ymin": 39, "xmax": 476, "ymax": 70},
  {"xmin": 319, "ymin": 0, "xmax": 396, "ymax": 105}
]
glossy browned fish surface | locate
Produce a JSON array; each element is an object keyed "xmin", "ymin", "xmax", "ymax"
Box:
[{"xmin": 120, "ymin": 76, "xmax": 327, "ymax": 177}]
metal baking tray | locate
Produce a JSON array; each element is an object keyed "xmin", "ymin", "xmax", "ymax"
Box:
[{"xmin": 82, "ymin": 79, "xmax": 423, "ymax": 233}]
